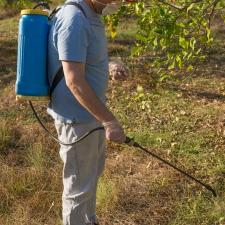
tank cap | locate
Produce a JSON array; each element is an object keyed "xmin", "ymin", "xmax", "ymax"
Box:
[{"xmin": 21, "ymin": 9, "xmax": 49, "ymax": 16}]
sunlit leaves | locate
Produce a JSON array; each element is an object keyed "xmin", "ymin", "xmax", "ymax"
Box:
[
  {"xmin": 6, "ymin": 0, "xmax": 223, "ymax": 81},
  {"xmin": 105, "ymin": 0, "xmax": 224, "ymax": 81}
]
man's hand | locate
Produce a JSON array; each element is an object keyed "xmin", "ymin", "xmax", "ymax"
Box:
[
  {"xmin": 109, "ymin": 60, "xmax": 129, "ymax": 81},
  {"xmin": 103, "ymin": 120, "xmax": 126, "ymax": 143}
]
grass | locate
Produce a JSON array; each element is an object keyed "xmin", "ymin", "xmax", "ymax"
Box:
[
  {"xmin": 0, "ymin": 6, "xmax": 225, "ymax": 225},
  {"xmin": 97, "ymin": 175, "xmax": 119, "ymax": 214},
  {"xmin": 169, "ymin": 192, "xmax": 225, "ymax": 225}
]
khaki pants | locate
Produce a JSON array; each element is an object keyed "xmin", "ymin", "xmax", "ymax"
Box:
[{"xmin": 55, "ymin": 121, "xmax": 105, "ymax": 225}]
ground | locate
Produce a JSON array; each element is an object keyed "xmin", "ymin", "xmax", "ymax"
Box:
[{"xmin": 0, "ymin": 8, "xmax": 225, "ymax": 225}]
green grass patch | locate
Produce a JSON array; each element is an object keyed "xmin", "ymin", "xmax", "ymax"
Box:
[
  {"xmin": 26, "ymin": 142, "xmax": 50, "ymax": 170},
  {"xmin": 0, "ymin": 119, "xmax": 20, "ymax": 154},
  {"xmin": 0, "ymin": 16, "xmax": 18, "ymax": 39},
  {"xmin": 97, "ymin": 175, "xmax": 119, "ymax": 214},
  {"xmin": 169, "ymin": 192, "xmax": 225, "ymax": 225}
]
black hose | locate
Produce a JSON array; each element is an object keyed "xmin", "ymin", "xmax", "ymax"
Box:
[
  {"xmin": 29, "ymin": 101, "xmax": 216, "ymax": 197},
  {"xmin": 33, "ymin": 2, "xmax": 50, "ymax": 10},
  {"xmin": 29, "ymin": 101, "xmax": 104, "ymax": 146}
]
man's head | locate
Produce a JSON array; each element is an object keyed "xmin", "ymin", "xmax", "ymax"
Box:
[{"xmin": 86, "ymin": 0, "xmax": 122, "ymax": 15}]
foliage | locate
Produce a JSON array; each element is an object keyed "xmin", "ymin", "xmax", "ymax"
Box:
[
  {"xmin": 105, "ymin": 0, "xmax": 225, "ymax": 80},
  {"xmin": 1, "ymin": 0, "xmax": 224, "ymax": 81},
  {"xmin": 0, "ymin": 0, "xmax": 30, "ymax": 9},
  {"xmin": 0, "ymin": 0, "xmax": 52, "ymax": 9}
]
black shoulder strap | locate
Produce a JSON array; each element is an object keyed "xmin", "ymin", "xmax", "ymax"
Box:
[
  {"xmin": 50, "ymin": 67, "xmax": 64, "ymax": 96},
  {"xmin": 49, "ymin": 2, "xmax": 87, "ymax": 97}
]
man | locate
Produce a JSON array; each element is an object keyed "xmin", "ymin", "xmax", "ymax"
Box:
[{"xmin": 47, "ymin": 0, "xmax": 126, "ymax": 224}]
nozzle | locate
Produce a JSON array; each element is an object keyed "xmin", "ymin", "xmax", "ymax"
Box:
[{"xmin": 125, "ymin": 136, "xmax": 135, "ymax": 146}]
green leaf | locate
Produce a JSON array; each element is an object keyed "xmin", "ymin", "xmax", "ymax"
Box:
[
  {"xmin": 168, "ymin": 61, "xmax": 175, "ymax": 70},
  {"xmin": 137, "ymin": 85, "xmax": 144, "ymax": 93},
  {"xmin": 206, "ymin": 27, "xmax": 211, "ymax": 41},
  {"xmin": 159, "ymin": 74, "xmax": 171, "ymax": 82},
  {"xmin": 187, "ymin": 65, "xmax": 194, "ymax": 72},
  {"xmin": 187, "ymin": 3, "xmax": 195, "ymax": 13},
  {"xmin": 176, "ymin": 55, "xmax": 182, "ymax": 68},
  {"xmin": 190, "ymin": 38, "xmax": 196, "ymax": 50},
  {"xmin": 153, "ymin": 37, "xmax": 158, "ymax": 47},
  {"xmin": 179, "ymin": 37, "xmax": 189, "ymax": 50}
]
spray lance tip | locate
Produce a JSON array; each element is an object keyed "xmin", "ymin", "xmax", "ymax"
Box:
[{"xmin": 205, "ymin": 185, "xmax": 217, "ymax": 197}]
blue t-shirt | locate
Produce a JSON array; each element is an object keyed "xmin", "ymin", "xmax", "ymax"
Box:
[{"xmin": 47, "ymin": 0, "xmax": 109, "ymax": 123}]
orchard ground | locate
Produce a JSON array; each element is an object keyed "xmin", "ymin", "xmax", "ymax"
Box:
[{"xmin": 0, "ymin": 8, "xmax": 225, "ymax": 225}]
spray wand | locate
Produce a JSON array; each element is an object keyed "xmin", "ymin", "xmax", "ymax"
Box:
[
  {"xmin": 29, "ymin": 101, "xmax": 216, "ymax": 197},
  {"xmin": 124, "ymin": 136, "xmax": 217, "ymax": 197}
]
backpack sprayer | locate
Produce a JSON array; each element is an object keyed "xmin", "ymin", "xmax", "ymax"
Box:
[
  {"xmin": 16, "ymin": 2, "xmax": 50, "ymax": 101},
  {"xmin": 15, "ymin": 1, "xmax": 85, "ymax": 100},
  {"xmin": 15, "ymin": 2, "xmax": 217, "ymax": 197}
]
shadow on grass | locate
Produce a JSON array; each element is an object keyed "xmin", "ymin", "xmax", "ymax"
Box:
[
  {"xmin": 0, "ymin": 38, "xmax": 17, "ymax": 90},
  {"xmin": 112, "ymin": 178, "xmax": 183, "ymax": 225},
  {"xmin": 169, "ymin": 85, "xmax": 225, "ymax": 103},
  {"xmin": 0, "ymin": 123, "xmax": 21, "ymax": 156},
  {"xmin": 0, "ymin": 9, "xmax": 19, "ymax": 20}
]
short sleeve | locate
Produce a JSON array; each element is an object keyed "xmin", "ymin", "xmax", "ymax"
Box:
[{"xmin": 57, "ymin": 15, "xmax": 89, "ymax": 63}]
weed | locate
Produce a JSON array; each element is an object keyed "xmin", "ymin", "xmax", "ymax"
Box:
[
  {"xmin": 97, "ymin": 175, "xmax": 119, "ymax": 214},
  {"xmin": 0, "ymin": 119, "xmax": 20, "ymax": 154}
]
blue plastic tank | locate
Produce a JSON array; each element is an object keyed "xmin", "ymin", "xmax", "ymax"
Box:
[{"xmin": 16, "ymin": 9, "xmax": 50, "ymax": 101}]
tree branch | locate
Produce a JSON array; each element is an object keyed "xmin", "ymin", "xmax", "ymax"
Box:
[
  {"xmin": 157, "ymin": 0, "xmax": 184, "ymax": 10},
  {"xmin": 157, "ymin": 0, "xmax": 204, "ymax": 11},
  {"xmin": 207, "ymin": 0, "xmax": 220, "ymax": 28}
]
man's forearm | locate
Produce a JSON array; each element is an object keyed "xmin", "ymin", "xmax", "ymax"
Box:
[
  {"xmin": 66, "ymin": 77, "xmax": 115, "ymax": 123},
  {"xmin": 62, "ymin": 61, "xmax": 126, "ymax": 143}
]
